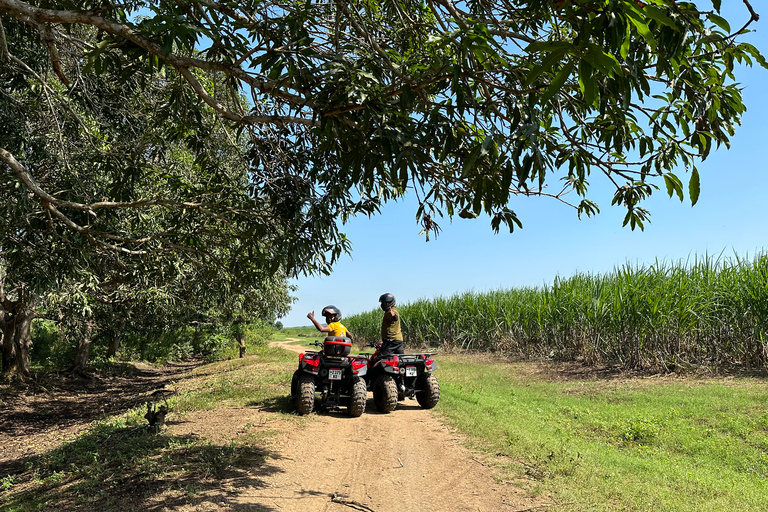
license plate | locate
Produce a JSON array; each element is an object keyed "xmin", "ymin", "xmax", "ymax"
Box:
[
  {"xmin": 329, "ymin": 368, "xmax": 342, "ymax": 380},
  {"xmin": 405, "ymin": 366, "xmax": 417, "ymax": 377}
]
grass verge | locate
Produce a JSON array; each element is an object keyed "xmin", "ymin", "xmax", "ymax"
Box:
[{"xmin": 435, "ymin": 353, "xmax": 768, "ymax": 511}]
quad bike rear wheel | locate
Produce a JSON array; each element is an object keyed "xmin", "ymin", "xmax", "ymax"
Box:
[
  {"xmin": 296, "ymin": 374, "xmax": 316, "ymax": 415},
  {"xmin": 416, "ymin": 373, "xmax": 440, "ymax": 409},
  {"xmin": 348, "ymin": 377, "xmax": 367, "ymax": 417},
  {"xmin": 373, "ymin": 375, "xmax": 398, "ymax": 413}
]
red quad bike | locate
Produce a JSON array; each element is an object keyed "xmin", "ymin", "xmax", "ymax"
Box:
[
  {"xmin": 290, "ymin": 336, "xmax": 369, "ymax": 417},
  {"xmin": 363, "ymin": 343, "xmax": 440, "ymax": 413}
]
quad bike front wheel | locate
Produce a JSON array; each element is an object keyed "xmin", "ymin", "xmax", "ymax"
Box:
[
  {"xmin": 373, "ymin": 375, "xmax": 398, "ymax": 413},
  {"xmin": 348, "ymin": 377, "xmax": 367, "ymax": 417},
  {"xmin": 296, "ymin": 374, "xmax": 316, "ymax": 415},
  {"xmin": 416, "ymin": 373, "xmax": 440, "ymax": 409}
]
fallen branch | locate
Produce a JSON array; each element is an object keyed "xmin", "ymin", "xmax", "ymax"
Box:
[{"xmin": 330, "ymin": 493, "xmax": 377, "ymax": 512}]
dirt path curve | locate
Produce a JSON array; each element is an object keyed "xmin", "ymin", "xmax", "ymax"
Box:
[
  {"xmin": 268, "ymin": 338, "xmax": 309, "ymax": 355},
  {"xmin": 252, "ymin": 339, "xmax": 539, "ymax": 512}
]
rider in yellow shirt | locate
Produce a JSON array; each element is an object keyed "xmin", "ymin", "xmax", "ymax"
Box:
[{"xmin": 307, "ymin": 305, "xmax": 354, "ymax": 340}]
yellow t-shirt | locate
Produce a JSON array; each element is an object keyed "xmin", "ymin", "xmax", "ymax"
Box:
[{"xmin": 327, "ymin": 321, "xmax": 348, "ymax": 338}]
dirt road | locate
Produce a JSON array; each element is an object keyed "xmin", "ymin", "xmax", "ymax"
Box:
[{"xmin": 235, "ymin": 339, "xmax": 540, "ymax": 512}]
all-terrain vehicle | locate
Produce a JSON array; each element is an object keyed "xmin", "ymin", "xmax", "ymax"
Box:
[
  {"xmin": 362, "ymin": 343, "xmax": 440, "ymax": 413},
  {"xmin": 290, "ymin": 336, "xmax": 368, "ymax": 417}
]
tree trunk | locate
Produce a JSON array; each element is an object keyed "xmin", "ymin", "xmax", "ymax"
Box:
[
  {"xmin": 236, "ymin": 332, "xmax": 246, "ymax": 358},
  {"xmin": 73, "ymin": 321, "xmax": 94, "ymax": 370},
  {"xmin": 1, "ymin": 311, "xmax": 14, "ymax": 375},
  {"xmin": 13, "ymin": 310, "xmax": 33, "ymax": 378},
  {"xmin": 1, "ymin": 300, "xmax": 34, "ymax": 380},
  {"xmin": 0, "ymin": 269, "xmax": 8, "ymax": 374},
  {"xmin": 106, "ymin": 317, "xmax": 125, "ymax": 359},
  {"xmin": 107, "ymin": 336, "xmax": 121, "ymax": 359}
]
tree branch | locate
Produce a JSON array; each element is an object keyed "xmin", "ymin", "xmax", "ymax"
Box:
[
  {"xmin": 1, "ymin": 146, "xmax": 274, "ymax": 245},
  {"xmin": 0, "ymin": 0, "xmax": 313, "ymax": 113},
  {"xmin": 0, "ymin": 17, "xmax": 9, "ymax": 62}
]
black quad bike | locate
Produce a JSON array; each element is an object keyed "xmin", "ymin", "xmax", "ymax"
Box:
[
  {"xmin": 290, "ymin": 336, "xmax": 369, "ymax": 417},
  {"xmin": 362, "ymin": 343, "xmax": 440, "ymax": 413}
]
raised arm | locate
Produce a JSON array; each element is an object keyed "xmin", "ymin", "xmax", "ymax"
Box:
[{"xmin": 307, "ymin": 311, "xmax": 331, "ymax": 333}]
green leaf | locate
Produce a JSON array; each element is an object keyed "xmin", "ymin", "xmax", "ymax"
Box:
[
  {"xmin": 462, "ymin": 144, "xmax": 482, "ymax": 176},
  {"xmin": 525, "ymin": 41, "xmax": 573, "ymax": 53},
  {"xmin": 524, "ymin": 47, "xmax": 570, "ymax": 87},
  {"xmin": 738, "ymin": 43, "xmax": 768, "ymax": 70},
  {"xmin": 620, "ymin": 22, "xmax": 631, "ymax": 60},
  {"xmin": 579, "ymin": 63, "xmax": 596, "ymax": 107},
  {"xmin": 689, "ymin": 167, "xmax": 700, "ymax": 206},
  {"xmin": 709, "ymin": 14, "xmax": 731, "ymax": 33},
  {"xmin": 542, "ymin": 61, "xmax": 575, "ymax": 104},
  {"xmin": 481, "ymin": 135, "xmax": 495, "ymax": 155},
  {"xmin": 161, "ymin": 35, "xmax": 174, "ymax": 56},
  {"xmin": 584, "ymin": 46, "xmax": 622, "ymax": 77},
  {"xmin": 472, "ymin": 183, "xmax": 484, "ymax": 214},
  {"xmin": 663, "ymin": 173, "xmax": 684, "ymax": 202},
  {"xmin": 643, "ymin": 6, "xmax": 677, "ymax": 29},
  {"xmin": 626, "ymin": 9, "xmax": 657, "ymax": 50}
]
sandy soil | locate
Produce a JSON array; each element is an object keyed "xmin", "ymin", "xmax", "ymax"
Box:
[{"xmin": 222, "ymin": 405, "xmax": 537, "ymax": 512}]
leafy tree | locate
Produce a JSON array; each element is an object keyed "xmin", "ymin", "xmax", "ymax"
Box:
[{"xmin": 0, "ymin": 20, "xmax": 294, "ymax": 378}]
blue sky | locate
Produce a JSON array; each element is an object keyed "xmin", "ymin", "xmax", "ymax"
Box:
[{"xmin": 279, "ymin": 5, "xmax": 768, "ymax": 328}]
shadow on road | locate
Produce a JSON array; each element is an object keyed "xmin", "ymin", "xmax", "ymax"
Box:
[{"xmin": 0, "ymin": 420, "xmax": 294, "ymax": 512}]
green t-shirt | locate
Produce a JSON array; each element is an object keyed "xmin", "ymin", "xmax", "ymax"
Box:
[{"xmin": 381, "ymin": 307, "xmax": 403, "ymax": 341}]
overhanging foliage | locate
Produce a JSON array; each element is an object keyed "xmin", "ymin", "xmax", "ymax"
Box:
[{"xmin": 1, "ymin": 0, "xmax": 764, "ymax": 244}]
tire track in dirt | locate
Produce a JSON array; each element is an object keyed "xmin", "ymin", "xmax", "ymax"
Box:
[{"xmin": 251, "ymin": 338, "xmax": 542, "ymax": 511}]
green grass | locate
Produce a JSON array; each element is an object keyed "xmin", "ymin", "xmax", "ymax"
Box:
[
  {"xmin": 435, "ymin": 353, "xmax": 768, "ymax": 511},
  {"xmin": 274, "ymin": 326, "xmax": 316, "ymax": 339},
  {"xmin": 171, "ymin": 345, "xmax": 296, "ymax": 411}
]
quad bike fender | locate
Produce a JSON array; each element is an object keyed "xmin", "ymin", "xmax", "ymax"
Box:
[
  {"xmin": 298, "ymin": 363, "xmax": 320, "ymax": 375},
  {"xmin": 349, "ymin": 357, "xmax": 368, "ymax": 377}
]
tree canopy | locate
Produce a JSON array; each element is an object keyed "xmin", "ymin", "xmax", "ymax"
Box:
[
  {"xmin": 0, "ymin": 1, "xmax": 765, "ymax": 377},
  {"xmin": 1, "ymin": 0, "xmax": 764, "ymax": 243}
]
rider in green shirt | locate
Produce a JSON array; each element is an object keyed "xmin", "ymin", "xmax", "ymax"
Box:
[{"xmin": 379, "ymin": 293, "xmax": 404, "ymax": 356}]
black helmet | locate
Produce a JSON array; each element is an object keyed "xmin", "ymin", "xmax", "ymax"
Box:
[
  {"xmin": 321, "ymin": 305, "xmax": 341, "ymax": 322},
  {"xmin": 379, "ymin": 293, "xmax": 396, "ymax": 311}
]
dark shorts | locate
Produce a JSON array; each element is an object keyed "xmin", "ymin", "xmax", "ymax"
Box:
[{"xmin": 380, "ymin": 339, "xmax": 404, "ymax": 356}]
